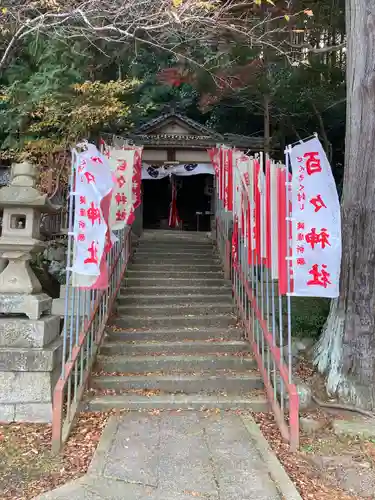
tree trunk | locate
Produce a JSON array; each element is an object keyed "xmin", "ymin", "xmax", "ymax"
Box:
[{"xmin": 314, "ymin": 0, "xmax": 375, "ymax": 409}]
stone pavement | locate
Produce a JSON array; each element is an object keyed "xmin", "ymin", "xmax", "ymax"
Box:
[{"xmin": 36, "ymin": 412, "xmax": 285, "ymax": 500}]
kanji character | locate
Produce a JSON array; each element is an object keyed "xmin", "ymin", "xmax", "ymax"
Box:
[
  {"xmin": 87, "ymin": 202, "xmax": 101, "ymax": 226},
  {"xmin": 117, "ymin": 175, "xmax": 125, "ymax": 188},
  {"xmin": 78, "ymin": 161, "xmax": 86, "ymax": 173},
  {"xmin": 305, "ymin": 228, "xmax": 331, "ymax": 250},
  {"xmin": 84, "ymin": 241, "xmax": 99, "ymax": 265},
  {"xmin": 116, "ymin": 210, "xmax": 126, "ymax": 221},
  {"xmin": 310, "ymin": 194, "xmax": 327, "ymax": 213},
  {"xmin": 117, "ymin": 161, "xmax": 127, "ymax": 171},
  {"xmin": 79, "ymin": 196, "xmax": 86, "ymax": 205},
  {"xmin": 296, "ymin": 258, "xmax": 306, "ymax": 266},
  {"xmin": 304, "ymin": 152, "xmax": 322, "ymax": 175},
  {"xmin": 91, "ymin": 156, "xmax": 103, "ymax": 164},
  {"xmin": 79, "ymin": 208, "xmax": 86, "ymax": 217},
  {"xmin": 84, "ymin": 172, "xmax": 96, "ymax": 184},
  {"xmin": 307, "ymin": 264, "xmax": 331, "ymax": 288},
  {"xmin": 297, "ymin": 233, "xmax": 305, "ymax": 241},
  {"xmin": 298, "ymin": 192, "xmax": 306, "ymax": 203},
  {"xmin": 115, "ymin": 193, "xmax": 127, "ymax": 206},
  {"xmin": 297, "ymin": 222, "xmax": 305, "ymax": 230},
  {"xmin": 296, "ymin": 245, "xmax": 305, "ymax": 254},
  {"xmin": 78, "ymin": 220, "xmax": 86, "ymax": 229},
  {"xmin": 77, "ymin": 233, "xmax": 85, "ymax": 242}
]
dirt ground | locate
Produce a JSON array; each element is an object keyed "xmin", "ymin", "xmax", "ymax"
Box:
[
  {"xmin": 1, "ymin": 408, "xmax": 375, "ymax": 500},
  {"xmin": 254, "ymin": 409, "xmax": 375, "ymax": 500}
]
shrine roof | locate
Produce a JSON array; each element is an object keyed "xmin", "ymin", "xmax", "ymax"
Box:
[{"xmin": 125, "ymin": 112, "xmax": 268, "ymax": 150}]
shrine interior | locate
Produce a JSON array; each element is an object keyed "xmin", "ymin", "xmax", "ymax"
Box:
[{"xmin": 142, "ymin": 174, "xmax": 213, "ymax": 231}]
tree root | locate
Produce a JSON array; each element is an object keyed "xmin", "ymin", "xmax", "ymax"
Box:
[{"xmin": 311, "ymin": 394, "xmax": 375, "ymax": 419}]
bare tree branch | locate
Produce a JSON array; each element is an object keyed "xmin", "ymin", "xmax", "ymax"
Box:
[
  {"xmin": 287, "ymin": 42, "xmax": 346, "ymax": 54},
  {"xmin": 0, "ymin": 0, "xmax": 307, "ymax": 73}
]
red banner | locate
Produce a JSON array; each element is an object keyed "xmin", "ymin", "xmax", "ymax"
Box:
[
  {"xmin": 253, "ymin": 159, "xmax": 261, "ymax": 261},
  {"xmin": 277, "ymin": 168, "xmax": 294, "ymax": 294},
  {"xmin": 227, "ymin": 149, "xmax": 233, "ymax": 211},
  {"xmin": 265, "ymin": 159, "xmax": 272, "ymax": 269}
]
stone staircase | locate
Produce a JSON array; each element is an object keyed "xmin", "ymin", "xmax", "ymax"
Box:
[{"xmin": 85, "ymin": 230, "xmax": 267, "ymax": 412}]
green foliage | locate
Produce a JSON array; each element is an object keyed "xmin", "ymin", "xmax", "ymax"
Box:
[
  {"xmin": 291, "ymin": 297, "xmax": 331, "ymax": 339},
  {"xmin": 0, "ymin": 37, "xmax": 142, "ymax": 158}
]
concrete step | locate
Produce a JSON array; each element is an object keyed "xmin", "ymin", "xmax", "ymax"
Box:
[
  {"xmin": 91, "ymin": 373, "xmax": 263, "ymax": 394},
  {"xmin": 117, "ymin": 303, "xmax": 234, "ymax": 317},
  {"xmin": 134, "ymin": 251, "xmax": 215, "ymax": 258},
  {"xmin": 105, "ymin": 326, "xmax": 243, "ymax": 342},
  {"xmin": 121, "ymin": 285, "xmax": 232, "ymax": 296},
  {"xmin": 117, "ymin": 294, "xmax": 232, "ymax": 306},
  {"xmin": 132, "ymin": 256, "xmax": 220, "ymax": 265},
  {"xmin": 83, "ymin": 394, "xmax": 269, "ymax": 412},
  {"xmin": 96, "ymin": 354, "xmax": 256, "ymax": 374},
  {"xmin": 123, "ymin": 277, "xmax": 230, "ymax": 287},
  {"xmin": 136, "ymin": 242, "xmax": 214, "ymax": 249},
  {"xmin": 129, "ymin": 263, "xmax": 222, "ymax": 272},
  {"xmin": 126, "ymin": 270, "xmax": 224, "ymax": 279},
  {"xmin": 100, "ymin": 340, "xmax": 250, "ymax": 356},
  {"xmin": 111, "ymin": 313, "xmax": 235, "ymax": 329},
  {"xmin": 140, "ymin": 230, "xmax": 212, "ymax": 240}
]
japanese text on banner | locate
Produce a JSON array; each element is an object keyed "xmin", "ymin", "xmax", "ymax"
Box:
[
  {"xmin": 289, "ymin": 137, "xmax": 341, "ymax": 298},
  {"xmin": 107, "ymin": 147, "xmax": 136, "ymax": 230},
  {"xmin": 72, "ymin": 145, "xmax": 113, "ymax": 278}
]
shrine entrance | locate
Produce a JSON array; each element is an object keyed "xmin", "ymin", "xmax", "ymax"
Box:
[
  {"xmin": 127, "ymin": 110, "xmax": 265, "ymax": 232},
  {"xmin": 142, "ymin": 176, "xmax": 170, "ymax": 229},
  {"xmin": 142, "ymin": 173, "xmax": 213, "ymax": 231}
]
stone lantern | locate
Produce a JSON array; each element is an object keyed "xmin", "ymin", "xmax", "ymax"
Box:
[
  {"xmin": 0, "ymin": 161, "xmax": 60, "ymax": 319},
  {"xmin": 0, "ymin": 161, "xmax": 63, "ymax": 423}
]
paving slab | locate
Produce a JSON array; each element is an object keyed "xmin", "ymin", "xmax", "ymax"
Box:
[{"xmin": 35, "ymin": 412, "xmax": 285, "ymax": 500}]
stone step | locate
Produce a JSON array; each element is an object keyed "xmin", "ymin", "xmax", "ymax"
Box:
[
  {"xmin": 117, "ymin": 303, "xmax": 234, "ymax": 317},
  {"xmin": 129, "ymin": 263, "xmax": 222, "ymax": 272},
  {"xmin": 83, "ymin": 394, "xmax": 269, "ymax": 412},
  {"xmin": 136, "ymin": 243, "xmax": 214, "ymax": 250},
  {"xmin": 96, "ymin": 354, "xmax": 256, "ymax": 374},
  {"xmin": 132, "ymin": 256, "xmax": 219, "ymax": 265},
  {"xmin": 117, "ymin": 294, "xmax": 232, "ymax": 306},
  {"xmin": 121, "ymin": 285, "xmax": 232, "ymax": 296},
  {"xmin": 91, "ymin": 373, "xmax": 263, "ymax": 394},
  {"xmin": 123, "ymin": 277, "xmax": 230, "ymax": 287},
  {"xmin": 134, "ymin": 251, "xmax": 215, "ymax": 258},
  {"xmin": 100, "ymin": 340, "xmax": 250, "ymax": 356},
  {"xmin": 141, "ymin": 229, "xmax": 211, "ymax": 239},
  {"xmin": 111, "ymin": 313, "xmax": 235, "ymax": 329},
  {"xmin": 105, "ymin": 326, "xmax": 243, "ymax": 342},
  {"xmin": 126, "ymin": 270, "xmax": 224, "ymax": 279}
]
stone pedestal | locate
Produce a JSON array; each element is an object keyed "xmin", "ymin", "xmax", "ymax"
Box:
[
  {"xmin": 0, "ymin": 161, "xmax": 62, "ymax": 423},
  {"xmin": 0, "ymin": 315, "xmax": 62, "ymax": 422}
]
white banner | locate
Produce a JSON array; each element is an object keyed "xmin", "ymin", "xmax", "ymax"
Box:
[
  {"xmin": 108, "ymin": 148, "xmax": 135, "ymax": 230},
  {"xmin": 289, "ymin": 137, "xmax": 341, "ymax": 298},
  {"xmin": 142, "ymin": 163, "xmax": 214, "ymax": 180},
  {"xmin": 72, "ymin": 144, "xmax": 113, "ymax": 277}
]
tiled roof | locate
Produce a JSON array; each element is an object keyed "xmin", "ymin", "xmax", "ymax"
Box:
[
  {"xmin": 105, "ymin": 112, "xmax": 274, "ymax": 150},
  {"xmin": 135, "ymin": 112, "xmax": 220, "ymax": 137}
]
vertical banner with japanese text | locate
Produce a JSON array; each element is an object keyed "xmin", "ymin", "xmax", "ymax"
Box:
[
  {"xmin": 108, "ymin": 147, "xmax": 136, "ymax": 230},
  {"xmin": 72, "ymin": 144, "xmax": 113, "ymax": 285},
  {"xmin": 288, "ymin": 137, "xmax": 341, "ymax": 298}
]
